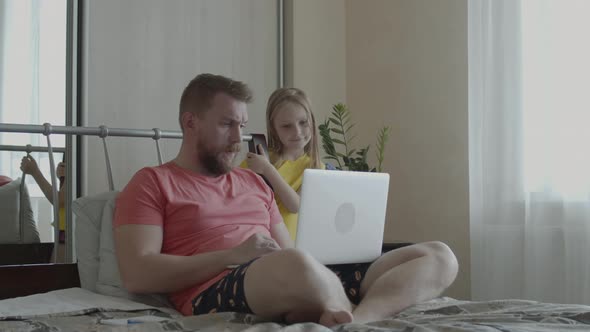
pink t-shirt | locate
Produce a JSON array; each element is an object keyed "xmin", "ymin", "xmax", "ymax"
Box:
[{"xmin": 113, "ymin": 162, "xmax": 282, "ymax": 316}]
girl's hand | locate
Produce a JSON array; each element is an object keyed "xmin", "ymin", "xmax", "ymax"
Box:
[
  {"xmin": 56, "ymin": 162, "xmax": 66, "ymax": 178},
  {"xmin": 246, "ymin": 144, "xmax": 272, "ymax": 175},
  {"xmin": 20, "ymin": 156, "xmax": 40, "ymax": 175}
]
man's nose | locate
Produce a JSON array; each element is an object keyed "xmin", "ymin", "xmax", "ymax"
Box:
[{"xmin": 230, "ymin": 126, "xmax": 242, "ymax": 143}]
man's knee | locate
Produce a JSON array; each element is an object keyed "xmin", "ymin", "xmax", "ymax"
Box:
[
  {"xmin": 244, "ymin": 248, "xmax": 339, "ymax": 317},
  {"xmin": 421, "ymin": 241, "xmax": 459, "ymax": 285},
  {"xmin": 278, "ymin": 248, "xmax": 319, "ymax": 271},
  {"xmin": 249, "ymin": 248, "xmax": 326, "ymax": 289}
]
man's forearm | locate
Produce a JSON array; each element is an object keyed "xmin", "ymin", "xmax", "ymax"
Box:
[{"xmin": 120, "ymin": 249, "xmax": 236, "ymax": 294}]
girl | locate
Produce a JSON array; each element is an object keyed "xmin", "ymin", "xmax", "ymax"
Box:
[{"xmin": 245, "ymin": 88, "xmax": 324, "ymax": 240}]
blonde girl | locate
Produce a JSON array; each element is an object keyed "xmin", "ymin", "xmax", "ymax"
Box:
[{"xmin": 245, "ymin": 88, "xmax": 324, "ymax": 240}]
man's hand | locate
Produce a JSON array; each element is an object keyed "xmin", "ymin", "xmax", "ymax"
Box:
[
  {"xmin": 246, "ymin": 144, "xmax": 272, "ymax": 176},
  {"xmin": 229, "ymin": 233, "xmax": 281, "ymax": 264}
]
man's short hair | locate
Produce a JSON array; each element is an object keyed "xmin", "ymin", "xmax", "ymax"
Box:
[{"xmin": 179, "ymin": 74, "xmax": 253, "ymax": 130}]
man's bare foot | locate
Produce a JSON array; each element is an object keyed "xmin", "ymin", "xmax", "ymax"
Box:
[{"xmin": 318, "ymin": 309, "xmax": 353, "ymax": 327}]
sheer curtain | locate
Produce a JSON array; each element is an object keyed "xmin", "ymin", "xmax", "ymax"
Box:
[
  {"xmin": 0, "ymin": 0, "xmax": 67, "ymax": 241},
  {"xmin": 469, "ymin": 0, "xmax": 590, "ymax": 304}
]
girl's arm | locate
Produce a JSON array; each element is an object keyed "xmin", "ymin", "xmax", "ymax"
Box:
[
  {"xmin": 260, "ymin": 164, "xmax": 300, "ymax": 213},
  {"xmin": 270, "ymin": 221, "xmax": 294, "ymax": 249},
  {"xmin": 246, "ymin": 149, "xmax": 300, "ymax": 213},
  {"xmin": 21, "ymin": 156, "xmax": 55, "ymax": 204}
]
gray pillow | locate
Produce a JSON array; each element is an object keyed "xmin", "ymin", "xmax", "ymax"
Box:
[
  {"xmin": 72, "ymin": 191, "xmax": 172, "ymax": 308},
  {"xmin": 72, "ymin": 191, "xmax": 118, "ymax": 292},
  {"xmin": 0, "ymin": 178, "xmax": 40, "ymax": 244}
]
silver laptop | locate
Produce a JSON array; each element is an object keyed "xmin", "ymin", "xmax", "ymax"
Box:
[{"xmin": 294, "ymin": 169, "xmax": 390, "ymax": 264}]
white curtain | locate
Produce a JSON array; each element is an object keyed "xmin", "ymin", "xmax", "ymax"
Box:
[
  {"xmin": 469, "ymin": 0, "xmax": 590, "ymax": 304},
  {"xmin": 0, "ymin": 0, "xmax": 67, "ymax": 242},
  {"xmin": 0, "ymin": 0, "xmax": 67, "ymax": 178}
]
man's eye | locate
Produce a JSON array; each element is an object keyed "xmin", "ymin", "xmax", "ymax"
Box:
[{"xmin": 282, "ymin": 124, "xmax": 291, "ymax": 128}]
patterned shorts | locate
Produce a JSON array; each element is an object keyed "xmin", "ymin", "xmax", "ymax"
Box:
[
  {"xmin": 327, "ymin": 262, "xmax": 372, "ymax": 305},
  {"xmin": 191, "ymin": 258, "xmax": 372, "ymax": 315}
]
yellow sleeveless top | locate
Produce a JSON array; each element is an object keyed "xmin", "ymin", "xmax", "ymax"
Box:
[
  {"xmin": 241, "ymin": 153, "xmax": 324, "ymax": 240},
  {"xmin": 58, "ymin": 207, "xmax": 66, "ymax": 231},
  {"xmin": 51, "ymin": 207, "xmax": 66, "ymax": 231}
]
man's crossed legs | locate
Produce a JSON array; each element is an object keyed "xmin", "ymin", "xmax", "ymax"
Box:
[{"xmin": 193, "ymin": 242, "xmax": 458, "ymax": 327}]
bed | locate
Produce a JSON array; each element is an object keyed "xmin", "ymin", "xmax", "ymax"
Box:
[
  {"xmin": 2, "ymin": 287, "xmax": 590, "ymax": 331},
  {"xmin": 1, "ymin": 123, "xmax": 590, "ymax": 332}
]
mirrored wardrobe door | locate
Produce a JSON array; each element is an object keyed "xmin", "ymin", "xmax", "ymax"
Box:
[{"xmin": 0, "ymin": 0, "xmax": 77, "ymax": 265}]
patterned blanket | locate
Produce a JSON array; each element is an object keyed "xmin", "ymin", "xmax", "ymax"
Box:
[{"xmin": 1, "ymin": 290, "xmax": 589, "ymax": 331}]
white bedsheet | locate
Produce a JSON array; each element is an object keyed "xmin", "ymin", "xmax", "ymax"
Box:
[{"xmin": 0, "ymin": 287, "xmax": 180, "ymax": 320}]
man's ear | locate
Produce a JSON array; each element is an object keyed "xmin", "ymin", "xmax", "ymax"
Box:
[{"xmin": 181, "ymin": 112, "xmax": 197, "ymax": 131}]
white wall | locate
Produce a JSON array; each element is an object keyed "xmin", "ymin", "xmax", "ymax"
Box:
[
  {"xmin": 82, "ymin": 0, "xmax": 279, "ymax": 194},
  {"xmin": 284, "ymin": 0, "xmax": 347, "ymax": 128}
]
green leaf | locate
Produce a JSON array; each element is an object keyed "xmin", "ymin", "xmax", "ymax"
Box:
[
  {"xmin": 330, "ymin": 128, "xmax": 344, "ymax": 135},
  {"xmin": 332, "ymin": 139, "xmax": 345, "ymax": 145},
  {"xmin": 329, "ymin": 118, "xmax": 341, "ymax": 126}
]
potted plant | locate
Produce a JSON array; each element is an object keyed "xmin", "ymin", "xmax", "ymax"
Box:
[{"xmin": 319, "ymin": 103, "xmax": 390, "ymax": 172}]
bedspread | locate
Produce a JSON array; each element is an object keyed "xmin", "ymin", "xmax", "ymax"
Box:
[{"xmin": 1, "ymin": 289, "xmax": 589, "ymax": 331}]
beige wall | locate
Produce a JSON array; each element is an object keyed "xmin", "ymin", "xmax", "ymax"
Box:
[
  {"xmin": 288, "ymin": 0, "xmax": 470, "ymax": 299},
  {"xmin": 347, "ymin": 0, "xmax": 469, "ymax": 300}
]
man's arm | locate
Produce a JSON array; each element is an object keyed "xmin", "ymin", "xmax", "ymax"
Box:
[
  {"xmin": 115, "ymin": 224, "xmax": 282, "ymax": 294},
  {"xmin": 113, "ymin": 169, "xmax": 232, "ymax": 294},
  {"xmin": 114, "ymin": 224, "xmax": 235, "ymax": 293}
]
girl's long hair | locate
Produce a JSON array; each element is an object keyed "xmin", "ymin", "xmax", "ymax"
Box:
[{"xmin": 266, "ymin": 88, "xmax": 321, "ymax": 169}]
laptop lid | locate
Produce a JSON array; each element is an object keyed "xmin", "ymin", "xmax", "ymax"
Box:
[{"xmin": 294, "ymin": 169, "xmax": 390, "ymax": 264}]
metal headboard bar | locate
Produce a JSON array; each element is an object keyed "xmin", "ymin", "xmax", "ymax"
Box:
[
  {"xmin": 44, "ymin": 131, "xmax": 61, "ymax": 263},
  {"xmin": 0, "ymin": 123, "xmax": 183, "ymax": 139},
  {"xmin": 0, "ymin": 123, "xmax": 253, "ymax": 188},
  {"xmin": 0, "ymin": 123, "xmax": 254, "ymax": 141},
  {"xmin": 0, "ymin": 145, "xmax": 67, "ymax": 153}
]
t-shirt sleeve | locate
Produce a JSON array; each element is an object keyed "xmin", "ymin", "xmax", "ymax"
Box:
[{"xmin": 113, "ymin": 168, "xmax": 165, "ymax": 228}]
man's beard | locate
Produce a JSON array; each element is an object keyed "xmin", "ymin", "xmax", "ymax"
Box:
[{"xmin": 198, "ymin": 141, "xmax": 241, "ymax": 176}]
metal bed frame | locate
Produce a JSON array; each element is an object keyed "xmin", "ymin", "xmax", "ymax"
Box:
[{"xmin": 0, "ymin": 122, "xmax": 255, "ymax": 263}]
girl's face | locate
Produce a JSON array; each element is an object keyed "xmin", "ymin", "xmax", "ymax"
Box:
[{"xmin": 272, "ymin": 102, "xmax": 312, "ymax": 155}]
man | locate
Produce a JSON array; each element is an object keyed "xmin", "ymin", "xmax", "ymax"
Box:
[{"xmin": 114, "ymin": 73, "xmax": 458, "ymax": 327}]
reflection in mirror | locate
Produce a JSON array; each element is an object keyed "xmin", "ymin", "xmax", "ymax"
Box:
[
  {"xmin": 0, "ymin": 145, "xmax": 68, "ymax": 264},
  {"xmin": 0, "ymin": 0, "xmax": 70, "ymax": 264}
]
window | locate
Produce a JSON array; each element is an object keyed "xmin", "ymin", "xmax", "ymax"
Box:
[{"xmin": 522, "ymin": 0, "xmax": 590, "ymax": 199}]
